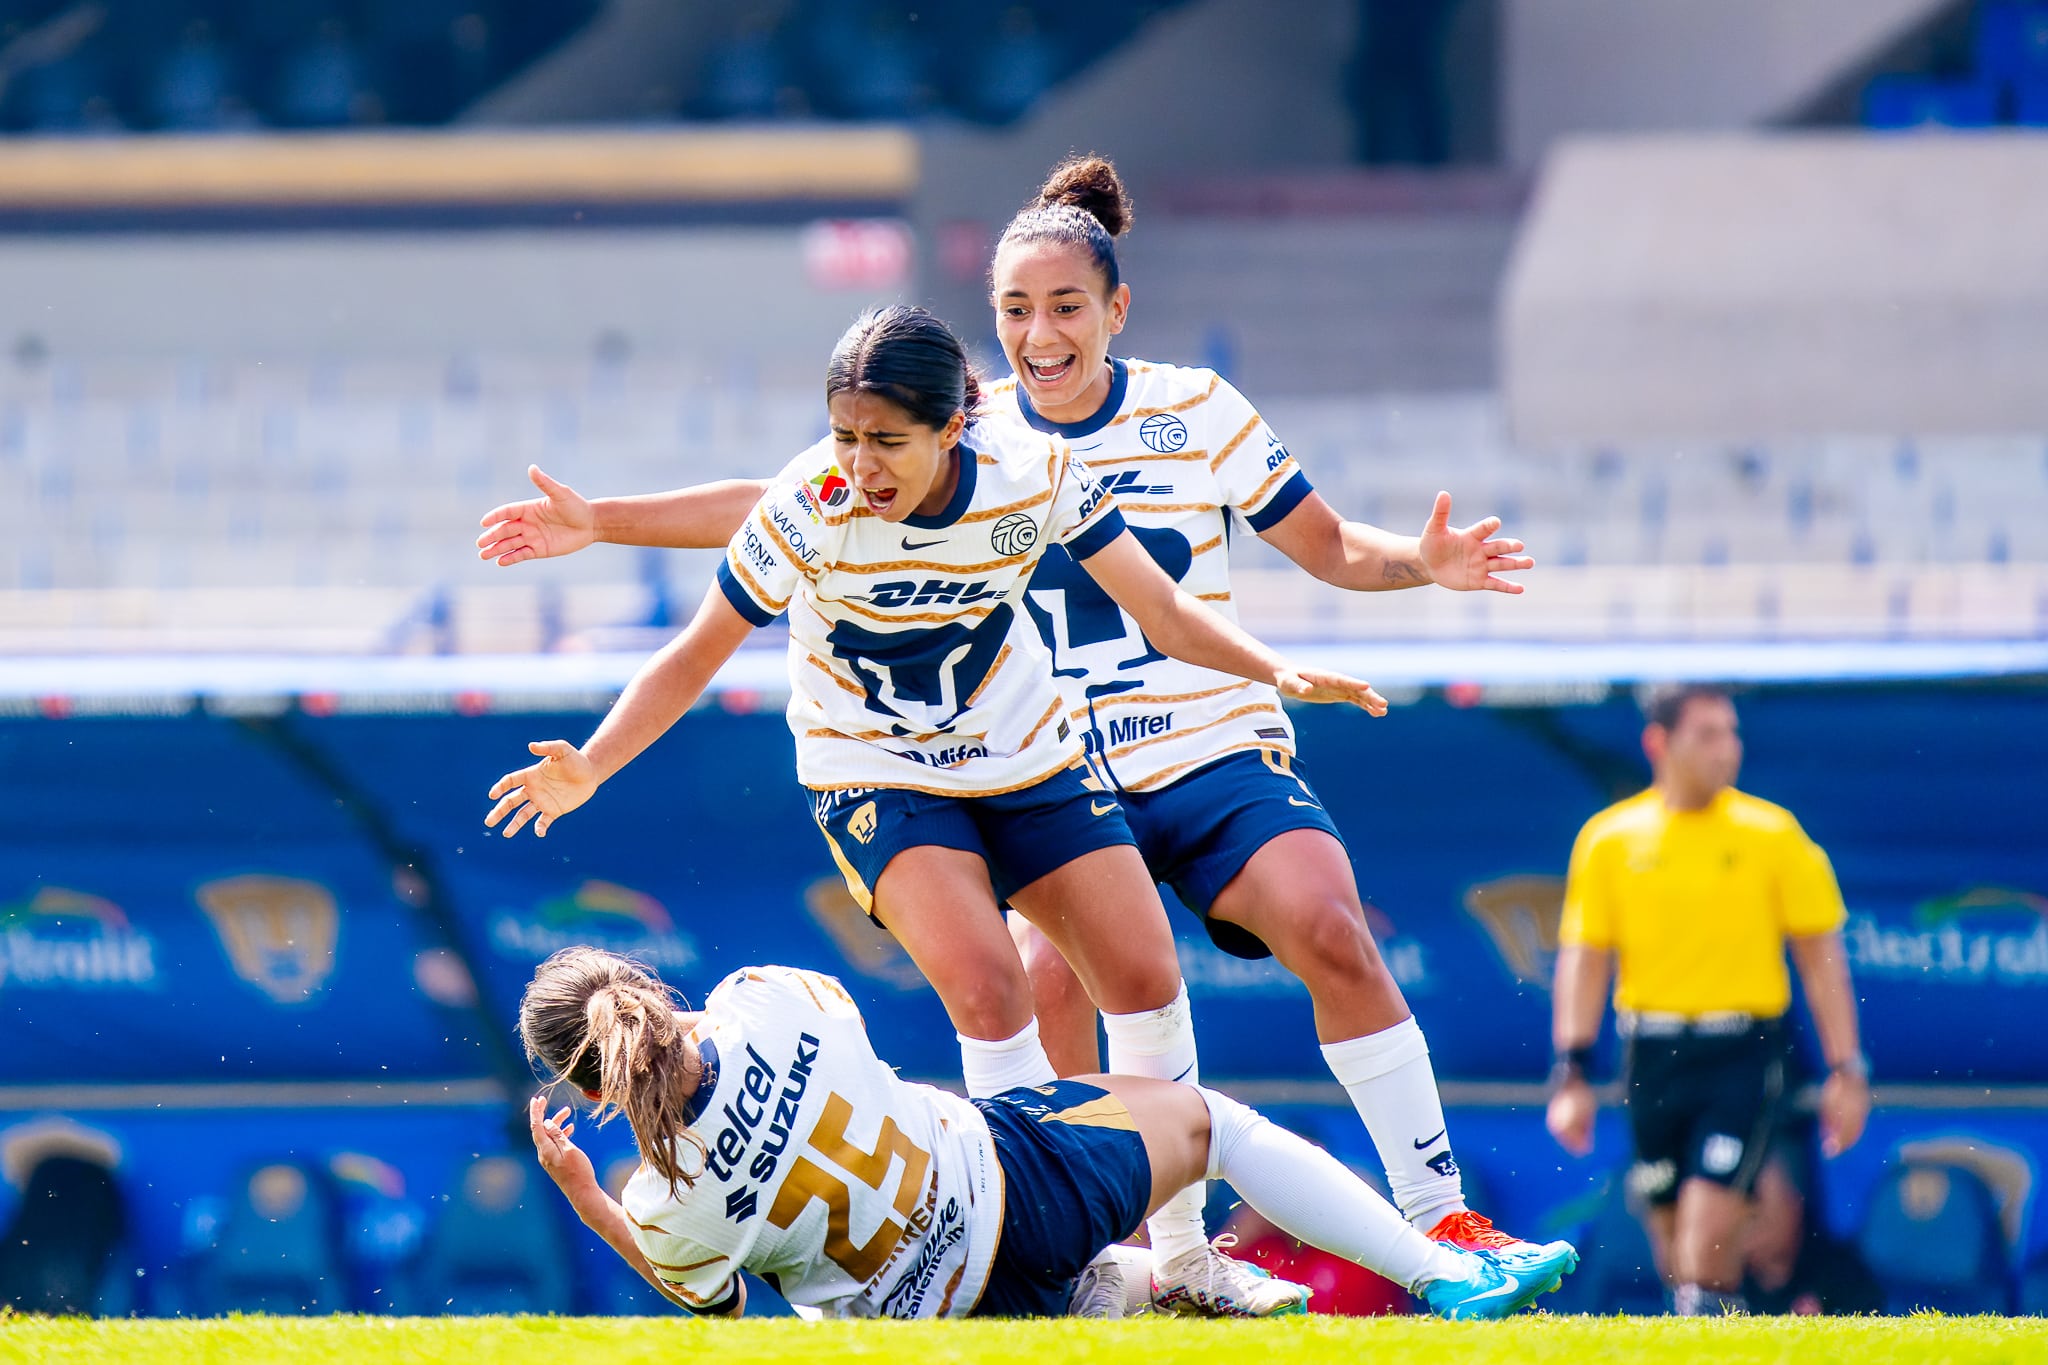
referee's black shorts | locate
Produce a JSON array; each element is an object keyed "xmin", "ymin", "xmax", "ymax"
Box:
[{"xmin": 1623, "ymin": 1016, "xmax": 1786, "ymax": 1207}]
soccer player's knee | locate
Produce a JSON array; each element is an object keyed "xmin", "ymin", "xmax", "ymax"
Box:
[
  {"xmin": 1026, "ymin": 956, "xmax": 1092, "ymax": 1025},
  {"xmin": 1283, "ymin": 896, "xmax": 1383, "ymax": 980},
  {"xmin": 946, "ymin": 969, "xmax": 1038, "ymax": 1041},
  {"xmin": 1192, "ymin": 1084, "xmax": 1265, "ymax": 1181}
]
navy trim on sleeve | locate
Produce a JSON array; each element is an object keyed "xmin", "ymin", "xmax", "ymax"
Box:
[
  {"xmin": 715, "ymin": 561, "xmax": 780, "ymax": 627},
  {"xmin": 1067, "ymin": 506, "xmax": 1128, "ymax": 561},
  {"xmin": 1244, "ymin": 470, "xmax": 1314, "ymax": 532}
]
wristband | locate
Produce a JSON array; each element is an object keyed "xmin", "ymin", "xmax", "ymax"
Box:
[
  {"xmin": 1550, "ymin": 1044, "xmax": 1597, "ymax": 1088},
  {"xmin": 1829, "ymin": 1053, "xmax": 1871, "ymax": 1082}
]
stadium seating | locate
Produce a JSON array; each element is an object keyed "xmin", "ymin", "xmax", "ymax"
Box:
[
  {"xmin": 415, "ymin": 1155, "xmax": 574, "ymax": 1314},
  {"xmin": 1862, "ymin": 2, "xmax": 2048, "ymax": 131},
  {"xmin": 1858, "ymin": 1159, "xmax": 2013, "ymax": 1314},
  {"xmin": 193, "ymin": 1161, "xmax": 347, "ymax": 1314},
  {"xmin": 0, "ymin": 1153, "xmax": 127, "ymax": 1315},
  {"xmin": 1862, "ymin": 76, "xmax": 2001, "ymax": 129},
  {"xmin": 0, "ymin": 0, "xmax": 1183, "ymax": 135},
  {"xmin": 2021, "ymin": 1250, "xmax": 2048, "ymax": 1315},
  {"xmin": 0, "ymin": 0, "xmax": 600, "ymax": 135},
  {"xmin": 2, "ymin": 360, "xmax": 2041, "ymax": 653}
]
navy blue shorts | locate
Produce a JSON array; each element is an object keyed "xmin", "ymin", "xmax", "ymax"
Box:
[
  {"xmin": 1118, "ymin": 749, "xmax": 1345, "ymax": 959},
  {"xmin": 969, "ymin": 1079, "xmax": 1152, "ymax": 1318},
  {"xmin": 811, "ymin": 759, "xmax": 1138, "ymax": 913}
]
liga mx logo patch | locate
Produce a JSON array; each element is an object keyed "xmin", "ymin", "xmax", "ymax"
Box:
[
  {"xmin": 990, "ymin": 512, "xmax": 1038, "ymax": 555},
  {"xmin": 809, "ymin": 468, "xmax": 851, "ymax": 509},
  {"xmin": 1138, "ymin": 413, "xmax": 1188, "ymax": 454}
]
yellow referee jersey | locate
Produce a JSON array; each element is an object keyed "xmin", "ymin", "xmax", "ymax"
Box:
[{"xmin": 1559, "ymin": 787, "xmax": 1847, "ymax": 1018}]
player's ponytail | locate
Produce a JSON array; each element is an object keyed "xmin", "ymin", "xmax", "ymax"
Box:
[
  {"xmin": 519, "ymin": 947, "xmax": 709, "ymax": 1199},
  {"xmin": 827, "ymin": 305, "xmax": 983, "ymax": 433},
  {"xmin": 993, "ymin": 153, "xmax": 1132, "ymax": 294},
  {"xmin": 1037, "ymin": 154, "xmax": 1133, "ymax": 239}
]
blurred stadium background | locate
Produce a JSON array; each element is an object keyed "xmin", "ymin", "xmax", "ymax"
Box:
[{"xmin": 1, "ymin": 0, "xmax": 2045, "ymax": 1323}]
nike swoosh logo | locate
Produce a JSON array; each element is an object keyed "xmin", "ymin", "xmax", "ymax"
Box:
[
  {"xmin": 1414, "ymin": 1129, "xmax": 1446, "ymax": 1150},
  {"xmin": 1287, "ymin": 797, "xmax": 1321, "ymax": 809},
  {"xmin": 900, "ymin": 537, "xmax": 944, "ymax": 551},
  {"xmin": 1463, "ymin": 1271, "xmax": 1527, "ymax": 1306},
  {"xmin": 1090, "ymin": 800, "xmax": 1118, "ymax": 816},
  {"xmin": 1172, "ymin": 1063, "xmax": 1195, "ymax": 1083}
]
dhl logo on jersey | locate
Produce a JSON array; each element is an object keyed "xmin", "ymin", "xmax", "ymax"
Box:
[{"xmin": 852, "ymin": 579, "xmax": 1008, "ymax": 609}]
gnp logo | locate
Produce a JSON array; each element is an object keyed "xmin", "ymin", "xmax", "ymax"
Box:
[
  {"xmin": 197, "ymin": 874, "xmax": 339, "ymax": 1004},
  {"xmin": 1137, "ymin": 413, "xmax": 1188, "ymax": 454},
  {"xmin": 1845, "ymin": 885, "xmax": 2048, "ymax": 987},
  {"xmin": 0, "ymin": 886, "xmax": 157, "ymax": 992},
  {"xmin": 1462, "ymin": 874, "xmax": 1565, "ymax": 989},
  {"xmin": 490, "ymin": 879, "xmax": 700, "ymax": 972}
]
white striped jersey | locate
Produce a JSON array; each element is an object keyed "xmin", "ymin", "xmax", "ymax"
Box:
[
  {"xmin": 622, "ymin": 965, "xmax": 1003, "ymax": 1319},
  {"xmin": 717, "ymin": 417, "xmax": 1127, "ymax": 796},
  {"xmin": 987, "ymin": 359, "xmax": 1315, "ymax": 792}
]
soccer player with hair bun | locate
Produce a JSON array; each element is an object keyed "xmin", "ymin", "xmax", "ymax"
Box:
[
  {"xmin": 487, "ymin": 303, "xmax": 1398, "ymax": 1317},
  {"xmin": 517, "ymin": 947, "xmax": 1575, "ymax": 1319},
  {"xmin": 479, "ymin": 156, "xmax": 1560, "ymax": 1309}
]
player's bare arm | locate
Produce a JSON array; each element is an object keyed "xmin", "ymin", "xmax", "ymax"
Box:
[
  {"xmin": 1546, "ymin": 943, "xmax": 1613, "ymax": 1157},
  {"xmin": 486, "ymin": 589, "xmax": 757, "ymax": 837},
  {"xmin": 1788, "ymin": 931, "xmax": 1871, "ymax": 1157},
  {"xmin": 477, "ymin": 464, "xmax": 768, "ymax": 564},
  {"xmin": 526, "ymin": 1095, "xmax": 708, "ymax": 1312},
  {"xmin": 1080, "ymin": 530, "xmax": 1387, "ymax": 716},
  {"xmin": 1260, "ymin": 489, "xmax": 1531, "ymax": 594}
]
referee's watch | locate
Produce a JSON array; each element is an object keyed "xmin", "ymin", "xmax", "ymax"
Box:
[
  {"xmin": 1549, "ymin": 1044, "xmax": 1597, "ymax": 1090},
  {"xmin": 1829, "ymin": 1053, "xmax": 1871, "ymax": 1083}
]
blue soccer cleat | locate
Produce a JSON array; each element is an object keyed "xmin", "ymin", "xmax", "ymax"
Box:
[{"xmin": 1420, "ymin": 1241, "xmax": 1580, "ymax": 1320}]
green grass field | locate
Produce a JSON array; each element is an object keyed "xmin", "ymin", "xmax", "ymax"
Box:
[{"xmin": 4, "ymin": 1314, "xmax": 2045, "ymax": 1365}]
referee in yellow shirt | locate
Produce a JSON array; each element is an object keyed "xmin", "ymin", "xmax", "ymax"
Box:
[{"xmin": 1546, "ymin": 684, "xmax": 1869, "ymax": 1316}]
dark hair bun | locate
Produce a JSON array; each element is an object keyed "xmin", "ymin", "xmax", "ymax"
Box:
[{"xmin": 1037, "ymin": 154, "xmax": 1132, "ymax": 238}]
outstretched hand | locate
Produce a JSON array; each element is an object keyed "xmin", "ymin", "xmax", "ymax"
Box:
[
  {"xmin": 478, "ymin": 465, "xmax": 596, "ymax": 566},
  {"xmin": 1276, "ymin": 666, "xmax": 1388, "ymax": 716},
  {"xmin": 486, "ymin": 739, "xmax": 598, "ymax": 838},
  {"xmin": 1418, "ymin": 491, "xmax": 1532, "ymax": 594},
  {"xmin": 528, "ymin": 1093, "xmax": 600, "ymax": 1200}
]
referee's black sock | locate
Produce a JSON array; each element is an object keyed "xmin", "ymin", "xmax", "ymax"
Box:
[{"xmin": 1672, "ymin": 1282, "xmax": 1749, "ymax": 1316}]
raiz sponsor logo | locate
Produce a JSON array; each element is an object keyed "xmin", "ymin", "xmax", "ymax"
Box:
[{"xmin": 711, "ymin": 1033, "xmax": 821, "ymax": 1213}]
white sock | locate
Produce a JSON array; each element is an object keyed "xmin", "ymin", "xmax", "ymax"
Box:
[
  {"xmin": 1196, "ymin": 1085, "xmax": 1468, "ymax": 1294},
  {"xmin": 957, "ymin": 1019, "xmax": 1055, "ymax": 1099},
  {"xmin": 1321, "ymin": 1018, "xmax": 1466, "ymax": 1230},
  {"xmin": 1101, "ymin": 982, "xmax": 1208, "ymax": 1262}
]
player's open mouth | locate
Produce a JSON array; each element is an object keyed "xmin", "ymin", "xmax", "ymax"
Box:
[
  {"xmin": 861, "ymin": 486, "xmax": 898, "ymax": 514},
  {"xmin": 1024, "ymin": 354, "xmax": 1075, "ymax": 386}
]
